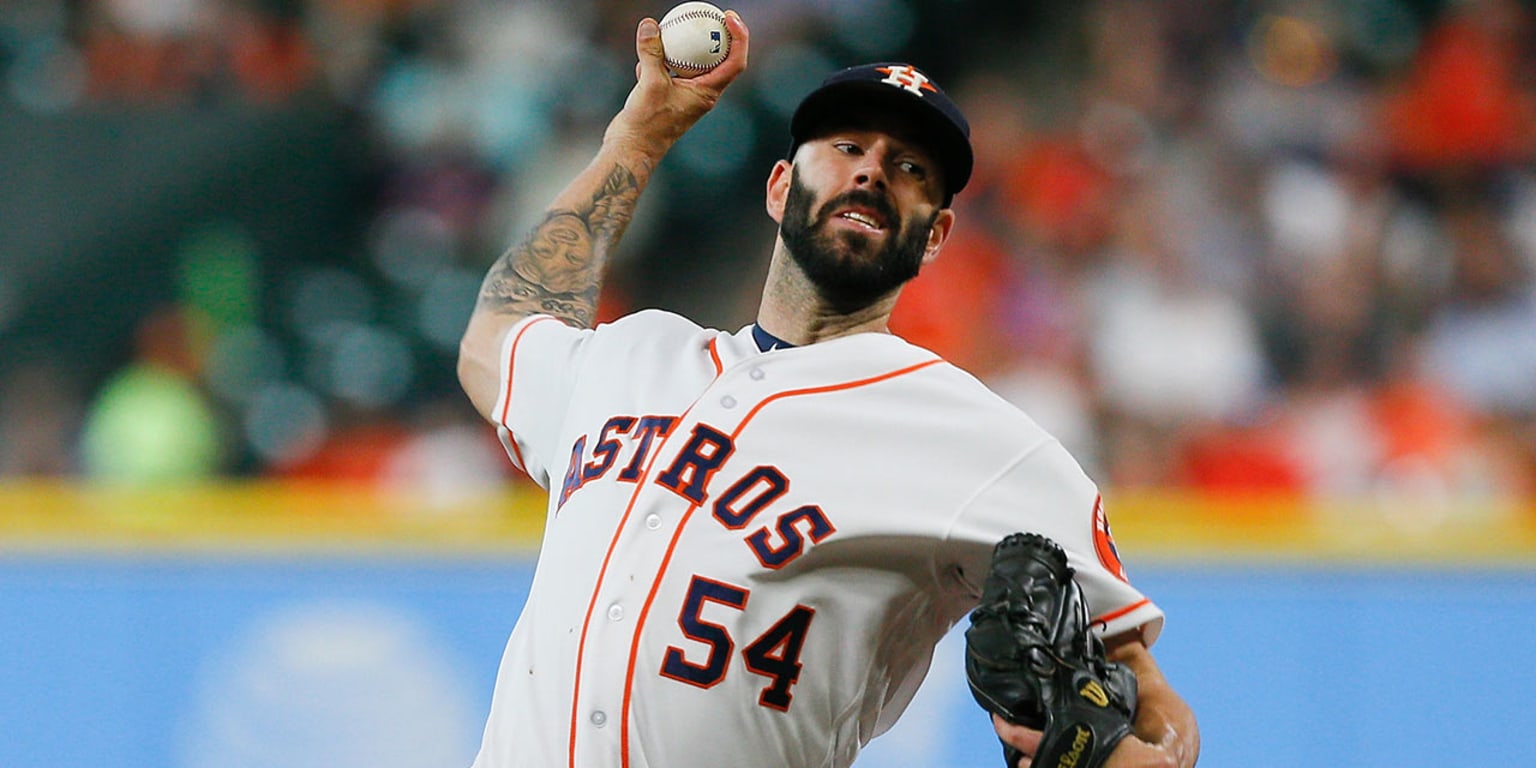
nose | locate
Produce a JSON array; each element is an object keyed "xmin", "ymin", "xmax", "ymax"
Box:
[
  {"xmin": 854, "ymin": 169, "xmax": 887, "ymax": 191},
  {"xmin": 852, "ymin": 149, "xmax": 889, "ymax": 192}
]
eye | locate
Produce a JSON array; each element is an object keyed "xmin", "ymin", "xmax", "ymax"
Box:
[
  {"xmin": 897, "ymin": 159, "xmax": 927, "ymax": 179},
  {"xmin": 833, "ymin": 141, "xmax": 861, "ymax": 155}
]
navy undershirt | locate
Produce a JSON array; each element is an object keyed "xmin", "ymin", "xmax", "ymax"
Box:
[{"xmin": 751, "ymin": 324, "xmax": 796, "ymax": 352}]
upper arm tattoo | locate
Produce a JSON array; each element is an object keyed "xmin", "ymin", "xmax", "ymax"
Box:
[{"xmin": 476, "ymin": 163, "xmax": 643, "ymax": 328}]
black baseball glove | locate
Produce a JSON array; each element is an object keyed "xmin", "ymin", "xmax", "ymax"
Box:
[{"xmin": 964, "ymin": 533, "xmax": 1139, "ymax": 768}]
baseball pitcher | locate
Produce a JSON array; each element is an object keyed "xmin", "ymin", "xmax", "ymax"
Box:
[{"xmin": 456, "ymin": 8, "xmax": 1199, "ymax": 768}]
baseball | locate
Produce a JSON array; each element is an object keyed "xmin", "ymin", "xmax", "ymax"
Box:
[{"xmin": 659, "ymin": 2, "xmax": 730, "ymax": 78}]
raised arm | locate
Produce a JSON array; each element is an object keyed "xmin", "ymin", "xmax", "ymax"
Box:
[{"xmin": 457, "ymin": 10, "xmax": 750, "ymax": 418}]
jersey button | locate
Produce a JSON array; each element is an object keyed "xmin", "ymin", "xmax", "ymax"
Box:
[
  {"xmin": 720, "ymin": 395, "xmax": 737, "ymax": 408},
  {"xmin": 749, "ymin": 367, "xmax": 766, "ymax": 381},
  {"xmin": 590, "ymin": 710, "xmax": 607, "ymax": 727},
  {"xmin": 607, "ymin": 603, "xmax": 624, "ymax": 621},
  {"xmin": 644, "ymin": 513, "xmax": 662, "ymax": 530}
]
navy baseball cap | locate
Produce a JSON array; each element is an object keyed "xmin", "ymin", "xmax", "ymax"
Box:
[{"xmin": 789, "ymin": 63, "xmax": 973, "ymax": 206}]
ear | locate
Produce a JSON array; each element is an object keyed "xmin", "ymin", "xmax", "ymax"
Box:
[
  {"xmin": 921, "ymin": 207, "xmax": 957, "ymax": 266},
  {"xmin": 765, "ymin": 159, "xmax": 792, "ymax": 224}
]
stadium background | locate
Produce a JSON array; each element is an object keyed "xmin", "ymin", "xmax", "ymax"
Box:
[{"xmin": 2, "ymin": 0, "xmax": 1535, "ymax": 765}]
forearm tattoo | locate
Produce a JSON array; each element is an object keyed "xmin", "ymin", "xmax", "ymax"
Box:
[{"xmin": 477, "ymin": 163, "xmax": 642, "ymax": 328}]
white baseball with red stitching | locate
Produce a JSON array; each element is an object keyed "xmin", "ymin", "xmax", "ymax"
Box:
[{"xmin": 659, "ymin": 2, "xmax": 730, "ymax": 78}]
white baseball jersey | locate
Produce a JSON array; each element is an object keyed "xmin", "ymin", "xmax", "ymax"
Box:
[{"xmin": 471, "ymin": 309, "xmax": 1163, "ymax": 768}]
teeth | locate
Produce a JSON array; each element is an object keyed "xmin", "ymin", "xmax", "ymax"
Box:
[{"xmin": 840, "ymin": 212, "xmax": 880, "ymax": 228}]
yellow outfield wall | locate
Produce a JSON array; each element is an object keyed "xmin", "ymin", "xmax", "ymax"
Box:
[{"xmin": 0, "ymin": 480, "xmax": 1533, "ymax": 565}]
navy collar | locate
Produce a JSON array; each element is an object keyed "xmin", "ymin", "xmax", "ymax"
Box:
[{"xmin": 751, "ymin": 324, "xmax": 797, "ymax": 352}]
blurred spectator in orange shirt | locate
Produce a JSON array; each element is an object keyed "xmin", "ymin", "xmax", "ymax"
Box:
[{"xmin": 1382, "ymin": 0, "xmax": 1536, "ymax": 172}]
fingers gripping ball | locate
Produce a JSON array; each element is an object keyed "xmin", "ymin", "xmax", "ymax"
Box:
[
  {"xmin": 659, "ymin": 2, "xmax": 730, "ymax": 78},
  {"xmin": 965, "ymin": 533, "xmax": 1139, "ymax": 768}
]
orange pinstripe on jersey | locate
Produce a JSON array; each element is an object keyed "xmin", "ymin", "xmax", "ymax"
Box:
[
  {"xmin": 731, "ymin": 359, "xmax": 943, "ymax": 431},
  {"xmin": 499, "ymin": 316, "xmax": 560, "ymax": 471},
  {"xmin": 567, "ymin": 397, "xmax": 709, "ymax": 768},
  {"xmin": 1092, "ymin": 597, "xmax": 1151, "ymax": 628},
  {"xmin": 708, "ymin": 337, "xmax": 724, "ymax": 375}
]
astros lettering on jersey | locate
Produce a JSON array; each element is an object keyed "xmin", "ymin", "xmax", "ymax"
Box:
[{"xmin": 472, "ymin": 310, "xmax": 1163, "ymax": 768}]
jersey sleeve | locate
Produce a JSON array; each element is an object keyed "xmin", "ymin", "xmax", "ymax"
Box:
[
  {"xmin": 488, "ymin": 315, "xmax": 593, "ymax": 489},
  {"xmin": 488, "ymin": 310, "xmax": 719, "ymax": 491},
  {"xmin": 938, "ymin": 438, "xmax": 1165, "ymax": 646}
]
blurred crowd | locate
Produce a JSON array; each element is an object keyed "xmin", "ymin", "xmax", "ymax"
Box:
[{"xmin": 1, "ymin": 0, "xmax": 1534, "ymax": 509}]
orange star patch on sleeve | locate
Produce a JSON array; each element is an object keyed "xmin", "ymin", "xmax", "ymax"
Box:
[{"xmin": 1092, "ymin": 495, "xmax": 1129, "ymax": 583}]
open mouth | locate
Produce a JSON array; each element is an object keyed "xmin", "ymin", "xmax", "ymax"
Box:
[{"xmin": 833, "ymin": 208, "xmax": 887, "ymax": 231}]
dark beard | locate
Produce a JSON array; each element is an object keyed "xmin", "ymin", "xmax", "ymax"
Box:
[{"xmin": 779, "ymin": 170, "xmax": 937, "ymax": 313}]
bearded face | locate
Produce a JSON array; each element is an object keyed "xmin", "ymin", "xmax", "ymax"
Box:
[{"xmin": 778, "ymin": 167, "xmax": 939, "ymax": 312}]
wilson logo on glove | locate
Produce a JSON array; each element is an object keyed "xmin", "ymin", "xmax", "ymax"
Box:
[
  {"xmin": 1078, "ymin": 680, "xmax": 1110, "ymax": 708},
  {"xmin": 1056, "ymin": 725, "xmax": 1092, "ymax": 768}
]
